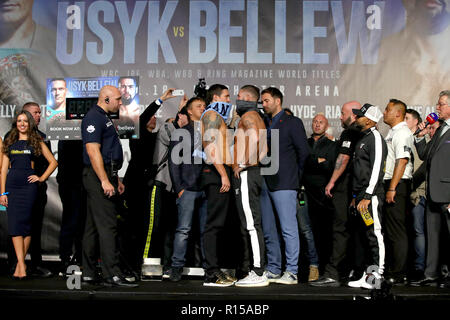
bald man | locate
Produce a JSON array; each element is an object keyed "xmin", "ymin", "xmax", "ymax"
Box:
[
  {"xmin": 302, "ymin": 114, "xmax": 337, "ymax": 278},
  {"xmin": 311, "ymin": 101, "xmax": 363, "ymax": 287},
  {"xmin": 81, "ymin": 85, "xmax": 137, "ymax": 287}
]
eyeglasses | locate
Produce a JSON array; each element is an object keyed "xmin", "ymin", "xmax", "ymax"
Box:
[{"xmin": 436, "ymin": 102, "xmax": 448, "ymax": 107}]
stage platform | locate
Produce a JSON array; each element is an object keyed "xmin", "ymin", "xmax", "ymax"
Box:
[
  {"xmin": 1, "ymin": 261, "xmax": 449, "ymax": 318},
  {"xmin": 1, "ymin": 275, "xmax": 450, "ymax": 301}
]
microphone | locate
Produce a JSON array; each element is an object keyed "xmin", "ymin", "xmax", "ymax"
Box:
[{"xmin": 414, "ymin": 112, "xmax": 438, "ymax": 135}]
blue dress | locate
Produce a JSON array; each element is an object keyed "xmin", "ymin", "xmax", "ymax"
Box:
[{"xmin": 6, "ymin": 140, "xmax": 37, "ymax": 236}]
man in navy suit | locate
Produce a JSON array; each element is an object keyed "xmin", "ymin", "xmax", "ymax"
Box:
[
  {"xmin": 259, "ymin": 87, "xmax": 309, "ymax": 284},
  {"xmin": 412, "ymin": 90, "xmax": 450, "ymax": 288}
]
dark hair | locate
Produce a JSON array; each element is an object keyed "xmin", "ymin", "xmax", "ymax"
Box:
[
  {"xmin": 206, "ymin": 84, "xmax": 228, "ymax": 106},
  {"xmin": 22, "ymin": 102, "xmax": 40, "ymax": 111},
  {"xmin": 3, "ymin": 110, "xmax": 43, "ymax": 156},
  {"xmin": 261, "ymin": 87, "xmax": 283, "ymax": 105},
  {"xmin": 240, "ymin": 85, "xmax": 260, "ymax": 102},
  {"xmin": 118, "ymin": 77, "xmax": 136, "ymax": 85},
  {"xmin": 406, "ymin": 108, "xmax": 422, "ymax": 123},
  {"xmin": 389, "ymin": 98, "xmax": 407, "ymax": 117},
  {"xmin": 51, "ymin": 78, "xmax": 66, "ymax": 86}
]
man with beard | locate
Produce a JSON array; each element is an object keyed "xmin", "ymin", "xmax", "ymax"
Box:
[
  {"xmin": 116, "ymin": 77, "xmax": 140, "ymax": 137},
  {"xmin": 347, "ymin": 104, "xmax": 387, "ymax": 289},
  {"xmin": 311, "ymin": 101, "xmax": 363, "ymax": 287},
  {"xmin": 232, "ymin": 85, "xmax": 269, "ymax": 287},
  {"xmin": 0, "ymin": 0, "xmax": 57, "ymax": 138}
]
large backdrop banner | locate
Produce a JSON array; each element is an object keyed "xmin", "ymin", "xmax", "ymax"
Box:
[{"xmin": 1, "ymin": 0, "xmax": 450, "ymax": 255}]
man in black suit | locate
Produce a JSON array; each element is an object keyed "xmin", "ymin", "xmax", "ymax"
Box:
[
  {"xmin": 412, "ymin": 90, "xmax": 450, "ymax": 287},
  {"xmin": 302, "ymin": 114, "xmax": 337, "ymax": 274},
  {"xmin": 260, "ymin": 87, "xmax": 309, "ymax": 285}
]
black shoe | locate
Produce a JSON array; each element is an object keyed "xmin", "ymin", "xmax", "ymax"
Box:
[
  {"xmin": 104, "ymin": 276, "xmax": 139, "ymax": 288},
  {"xmin": 122, "ymin": 270, "xmax": 140, "ymax": 283},
  {"xmin": 82, "ymin": 276, "xmax": 102, "ymax": 286},
  {"xmin": 410, "ymin": 277, "xmax": 438, "ymax": 287},
  {"xmin": 386, "ymin": 276, "xmax": 407, "ymax": 286},
  {"xmin": 439, "ymin": 278, "xmax": 450, "ymax": 289},
  {"xmin": 309, "ymin": 276, "xmax": 340, "ymax": 287},
  {"xmin": 31, "ymin": 266, "xmax": 53, "ymax": 278},
  {"xmin": 408, "ymin": 270, "xmax": 424, "ymax": 283},
  {"xmin": 169, "ymin": 267, "xmax": 183, "ymax": 282},
  {"xmin": 58, "ymin": 260, "xmax": 71, "ymax": 277}
]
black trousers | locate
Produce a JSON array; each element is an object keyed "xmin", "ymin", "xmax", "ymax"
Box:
[
  {"xmin": 81, "ymin": 167, "xmax": 121, "ymax": 279},
  {"xmin": 58, "ymin": 182, "xmax": 87, "ymax": 263},
  {"xmin": 305, "ymin": 186, "xmax": 334, "ymax": 273},
  {"xmin": 383, "ymin": 180, "xmax": 410, "ymax": 278},
  {"xmin": 29, "ymin": 182, "xmax": 47, "ymax": 268},
  {"xmin": 424, "ymin": 200, "xmax": 450, "ymax": 279},
  {"xmin": 142, "ymin": 181, "xmax": 177, "ymax": 268},
  {"xmin": 202, "ymin": 165, "xmax": 231, "ymax": 277},
  {"xmin": 323, "ymin": 175, "xmax": 354, "ymax": 280},
  {"xmin": 121, "ymin": 175, "xmax": 151, "ymax": 272},
  {"xmin": 232, "ymin": 167, "xmax": 265, "ymax": 276}
]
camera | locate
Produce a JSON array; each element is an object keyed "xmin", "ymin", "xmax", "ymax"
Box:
[{"xmin": 194, "ymin": 78, "xmax": 207, "ymax": 100}]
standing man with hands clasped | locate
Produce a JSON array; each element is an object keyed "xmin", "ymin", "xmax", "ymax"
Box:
[
  {"xmin": 412, "ymin": 90, "xmax": 450, "ymax": 288},
  {"xmin": 81, "ymin": 85, "xmax": 137, "ymax": 287},
  {"xmin": 382, "ymin": 99, "xmax": 414, "ymax": 286}
]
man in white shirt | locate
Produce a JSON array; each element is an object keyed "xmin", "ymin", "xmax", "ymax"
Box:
[{"xmin": 382, "ymin": 99, "xmax": 414, "ymax": 285}]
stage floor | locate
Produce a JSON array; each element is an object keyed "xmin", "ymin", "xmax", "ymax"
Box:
[
  {"xmin": 1, "ymin": 273, "xmax": 449, "ymax": 317},
  {"xmin": 1, "ymin": 274, "xmax": 450, "ymax": 301},
  {"xmin": 1, "ymin": 257, "xmax": 450, "ymax": 318}
]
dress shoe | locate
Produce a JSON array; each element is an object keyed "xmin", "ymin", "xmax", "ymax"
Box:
[
  {"xmin": 409, "ymin": 277, "xmax": 438, "ymax": 287},
  {"xmin": 386, "ymin": 276, "xmax": 407, "ymax": 286},
  {"xmin": 31, "ymin": 266, "xmax": 53, "ymax": 278},
  {"xmin": 82, "ymin": 276, "xmax": 103, "ymax": 286},
  {"xmin": 104, "ymin": 275, "xmax": 139, "ymax": 288},
  {"xmin": 439, "ymin": 278, "xmax": 450, "ymax": 289},
  {"xmin": 408, "ymin": 270, "xmax": 424, "ymax": 283},
  {"xmin": 309, "ymin": 276, "xmax": 340, "ymax": 287}
]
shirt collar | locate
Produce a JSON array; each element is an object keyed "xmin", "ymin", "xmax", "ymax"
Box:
[
  {"xmin": 271, "ymin": 110, "xmax": 284, "ymax": 124},
  {"xmin": 94, "ymin": 105, "xmax": 109, "ymax": 117},
  {"xmin": 391, "ymin": 121, "xmax": 408, "ymax": 131},
  {"xmin": 445, "ymin": 118, "xmax": 450, "ymax": 127}
]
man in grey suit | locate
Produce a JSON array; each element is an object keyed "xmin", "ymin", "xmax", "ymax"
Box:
[{"xmin": 412, "ymin": 90, "xmax": 450, "ymax": 288}]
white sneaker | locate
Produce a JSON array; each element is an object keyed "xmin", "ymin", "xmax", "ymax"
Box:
[
  {"xmin": 348, "ymin": 272, "xmax": 379, "ymax": 289},
  {"xmin": 263, "ymin": 270, "xmax": 281, "ymax": 283},
  {"xmin": 235, "ymin": 270, "xmax": 269, "ymax": 287},
  {"xmin": 276, "ymin": 271, "xmax": 298, "ymax": 285}
]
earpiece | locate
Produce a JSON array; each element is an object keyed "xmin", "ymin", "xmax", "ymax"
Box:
[{"xmin": 105, "ymin": 97, "xmax": 110, "ymax": 104}]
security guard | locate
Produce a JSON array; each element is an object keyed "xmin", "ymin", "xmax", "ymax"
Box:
[{"xmin": 81, "ymin": 85, "xmax": 137, "ymax": 287}]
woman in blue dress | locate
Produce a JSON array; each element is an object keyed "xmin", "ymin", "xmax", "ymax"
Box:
[{"xmin": 0, "ymin": 110, "xmax": 57, "ymax": 279}]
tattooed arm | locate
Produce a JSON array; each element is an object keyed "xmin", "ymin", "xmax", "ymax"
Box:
[
  {"xmin": 202, "ymin": 111, "xmax": 230, "ymax": 193},
  {"xmin": 325, "ymin": 153, "xmax": 350, "ymax": 197}
]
